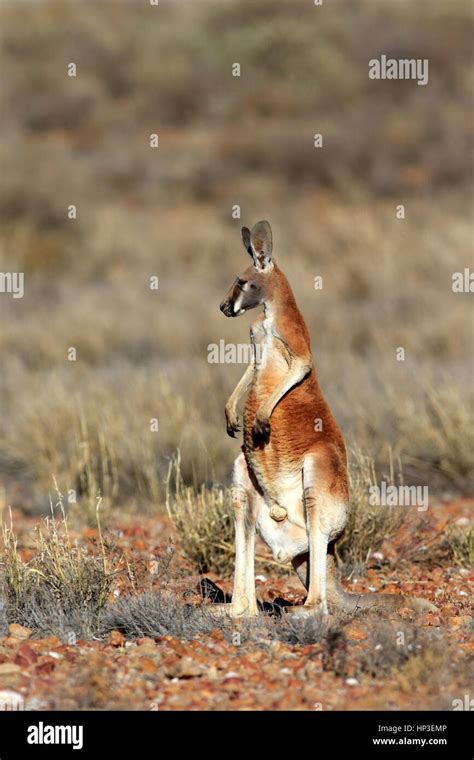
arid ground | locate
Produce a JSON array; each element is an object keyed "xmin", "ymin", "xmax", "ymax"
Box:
[{"xmin": 0, "ymin": 495, "xmax": 472, "ymax": 711}]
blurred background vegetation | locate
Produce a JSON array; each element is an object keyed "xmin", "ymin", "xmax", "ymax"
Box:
[{"xmin": 0, "ymin": 0, "xmax": 472, "ymax": 517}]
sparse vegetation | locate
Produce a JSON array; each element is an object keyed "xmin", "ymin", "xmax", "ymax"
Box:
[
  {"xmin": 0, "ymin": 492, "xmax": 118, "ymax": 638},
  {"xmin": 395, "ymin": 644, "xmax": 452, "ymax": 694},
  {"xmin": 357, "ymin": 622, "xmax": 444, "ymax": 679},
  {"xmin": 447, "ymin": 524, "xmax": 474, "ymax": 569},
  {"xmin": 0, "ymin": 508, "xmax": 471, "ymax": 710},
  {"xmin": 100, "ymin": 588, "xmax": 334, "ymax": 646},
  {"xmin": 335, "ymin": 450, "xmax": 405, "ymax": 571},
  {"xmin": 165, "ymin": 453, "xmax": 234, "ymax": 576},
  {"xmin": 394, "ymin": 387, "xmax": 474, "ymax": 489}
]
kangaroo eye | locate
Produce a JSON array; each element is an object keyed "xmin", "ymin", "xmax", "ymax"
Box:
[{"xmin": 250, "ymin": 283, "xmax": 257, "ymax": 289}]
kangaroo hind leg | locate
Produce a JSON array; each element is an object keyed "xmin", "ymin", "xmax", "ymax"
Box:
[
  {"xmin": 297, "ymin": 447, "xmax": 348, "ymax": 615},
  {"xmin": 210, "ymin": 452, "xmax": 260, "ymax": 618}
]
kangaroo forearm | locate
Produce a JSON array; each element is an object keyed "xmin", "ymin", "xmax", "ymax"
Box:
[
  {"xmin": 259, "ymin": 358, "xmax": 311, "ymax": 418},
  {"xmin": 226, "ymin": 364, "xmax": 254, "ymax": 411}
]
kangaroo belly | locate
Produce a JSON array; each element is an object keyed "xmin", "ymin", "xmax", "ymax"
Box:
[
  {"xmin": 256, "ymin": 500, "xmax": 308, "ymax": 563},
  {"xmin": 254, "ymin": 473, "xmax": 308, "ymax": 563}
]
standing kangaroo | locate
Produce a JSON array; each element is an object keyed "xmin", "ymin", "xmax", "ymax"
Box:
[{"xmin": 218, "ymin": 220, "xmax": 436, "ymax": 618}]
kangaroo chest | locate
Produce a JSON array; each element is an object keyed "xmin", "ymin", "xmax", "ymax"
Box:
[{"xmin": 251, "ymin": 313, "xmax": 290, "ymax": 380}]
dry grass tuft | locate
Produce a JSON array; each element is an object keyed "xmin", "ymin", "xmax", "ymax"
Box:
[
  {"xmin": 356, "ymin": 620, "xmax": 450, "ymax": 685},
  {"xmin": 447, "ymin": 524, "xmax": 474, "ymax": 569},
  {"xmin": 394, "ymin": 387, "xmax": 474, "ymax": 488},
  {"xmin": 165, "ymin": 452, "xmax": 235, "ymax": 576},
  {"xmin": 0, "ymin": 489, "xmax": 117, "ymax": 638},
  {"xmin": 335, "ymin": 450, "xmax": 405, "ymax": 572}
]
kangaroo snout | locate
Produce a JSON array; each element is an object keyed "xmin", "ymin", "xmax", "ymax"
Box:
[{"xmin": 220, "ymin": 300, "xmax": 234, "ymax": 317}]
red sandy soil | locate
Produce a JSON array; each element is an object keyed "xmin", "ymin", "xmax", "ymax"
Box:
[{"xmin": 0, "ymin": 499, "xmax": 472, "ymax": 711}]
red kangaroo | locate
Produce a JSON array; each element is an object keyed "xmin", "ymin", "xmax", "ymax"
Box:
[{"xmin": 218, "ymin": 220, "xmax": 436, "ymax": 618}]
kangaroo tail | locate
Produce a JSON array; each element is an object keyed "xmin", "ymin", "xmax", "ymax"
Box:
[{"xmin": 292, "ymin": 545, "xmax": 438, "ymax": 614}]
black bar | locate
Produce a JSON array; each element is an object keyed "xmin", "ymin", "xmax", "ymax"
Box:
[{"xmin": 0, "ymin": 710, "xmax": 470, "ymax": 758}]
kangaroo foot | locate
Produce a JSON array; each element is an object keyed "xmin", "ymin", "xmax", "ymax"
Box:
[{"xmin": 207, "ymin": 602, "xmax": 260, "ymax": 619}]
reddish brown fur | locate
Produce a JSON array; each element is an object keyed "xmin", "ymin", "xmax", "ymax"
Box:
[
  {"xmin": 218, "ymin": 221, "xmax": 437, "ymax": 617},
  {"xmin": 242, "ymin": 263, "xmax": 348, "ymax": 503}
]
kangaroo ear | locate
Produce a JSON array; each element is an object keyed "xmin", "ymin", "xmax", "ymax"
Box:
[
  {"xmin": 250, "ymin": 220, "xmax": 273, "ymax": 271},
  {"xmin": 241, "ymin": 226, "xmax": 252, "ymax": 258}
]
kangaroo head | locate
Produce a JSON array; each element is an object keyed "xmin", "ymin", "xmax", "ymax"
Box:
[{"xmin": 220, "ymin": 220, "xmax": 275, "ymax": 318}]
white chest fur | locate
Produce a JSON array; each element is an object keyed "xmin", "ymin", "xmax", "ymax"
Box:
[{"xmin": 256, "ymin": 308, "xmax": 281, "ymax": 372}]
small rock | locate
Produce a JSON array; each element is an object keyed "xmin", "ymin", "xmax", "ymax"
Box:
[
  {"xmin": 8, "ymin": 624, "xmax": 32, "ymax": 640},
  {"xmin": 345, "ymin": 678, "xmax": 359, "ymax": 686},
  {"xmin": 178, "ymin": 657, "xmax": 204, "ymax": 678},
  {"xmin": 108, "ymin": 630, "xmax": 126, "ymax": 647},
  {"xmin": 448, "ymin": 616, "xmax": 467, "ymax": 628},
  {"xmin": 419, "ymin": 613, "xmax": 441, "ymax": 627},
  {"xmin": 345, "ymin": 623, "xmax": 368, "ymax": 641},
  {"xmin": 137, "ymin": 637, "xmax": 156, "ymax": 647},
  {"xmin": 14, "ymin": 645, "xmax": 38, "ymax": 667},
  {"xmin": 137, "ymin": 658, "xmax": 156, "ymax": 674},
  {"xmin": 35, "ymin": 657, "xmax": 57, "ymax": 675},
  {"xmin": 165, "ymin": 657, "xmax": 203, "ymax": 679}
]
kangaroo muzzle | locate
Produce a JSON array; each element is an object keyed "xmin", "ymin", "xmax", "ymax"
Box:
[{"xmin": 220, "ymin": 300, "xmax": 235, "ymax": 317}]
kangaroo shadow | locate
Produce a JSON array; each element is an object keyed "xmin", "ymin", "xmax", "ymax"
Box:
[{"xmin": 198, "ymin": 577, "xmax": 296, "ymax": 617}]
